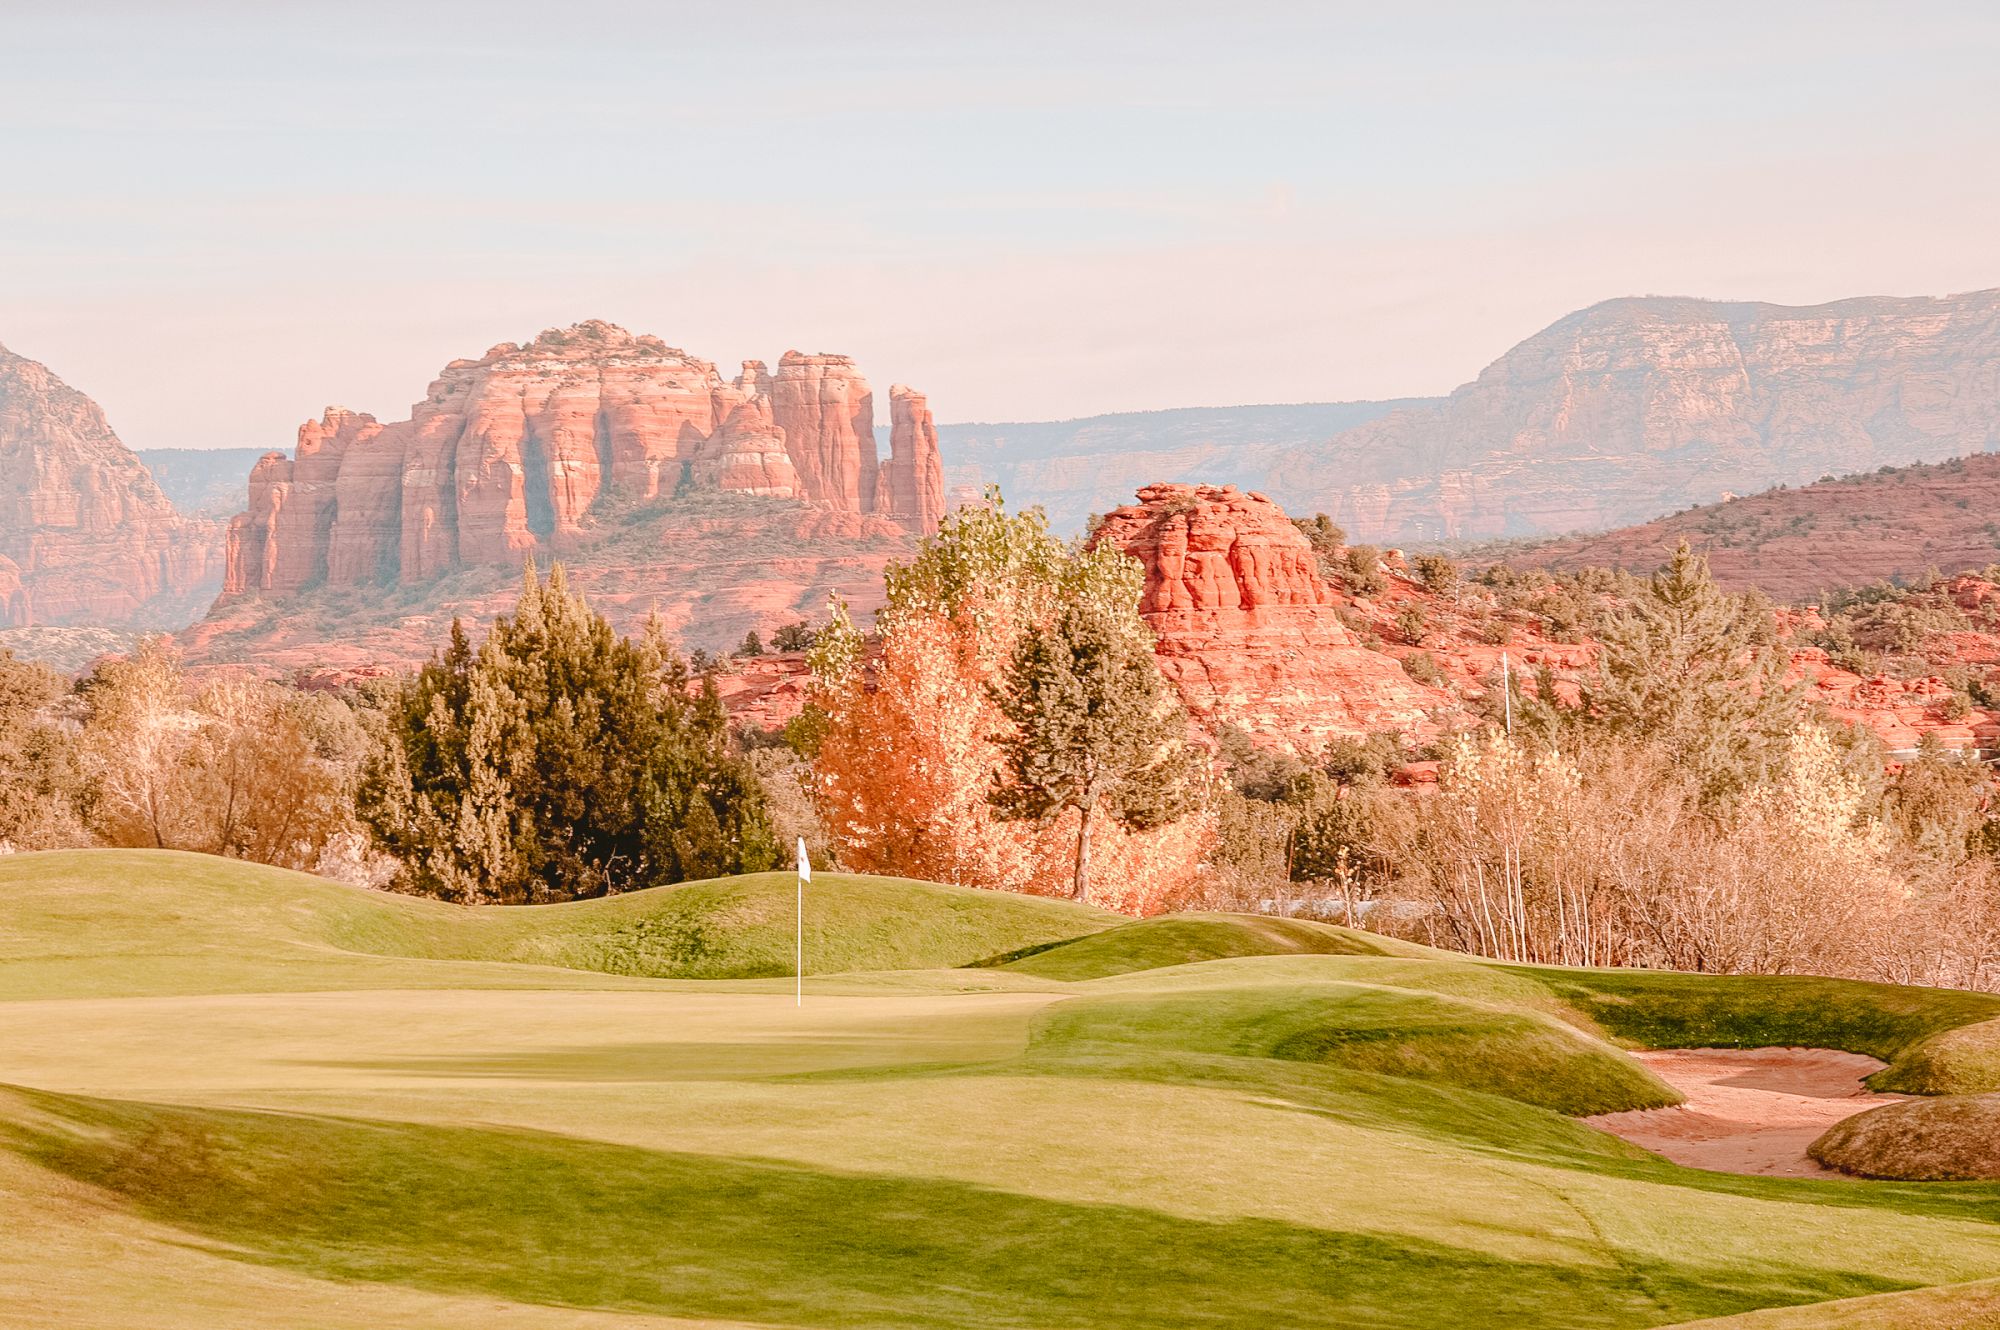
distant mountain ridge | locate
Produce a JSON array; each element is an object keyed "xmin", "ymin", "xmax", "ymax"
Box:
[
  {"xmin": 1507, "ymin": 452, "xmax": 2000, "ymax": 601},
  {"xmin": 1269, "ymin": 288, "xmax": 2000, "ymax": 544},
  {"xmin": 0, "ymin": 344, "xmax": 223, "ymax": 628},
  {"xmin": 135, "ymin": 447, "xmax": 271, "ymax": 517},
  {"xmin": 933, "ymin": 400, "xmax": 1436, "ymax": 533}
]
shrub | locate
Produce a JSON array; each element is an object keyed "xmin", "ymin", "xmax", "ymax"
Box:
[
  {"xmin": 1411, "ymin": 553, "xmax": 1460, "ymax": 596},
  {"xmin": 771, "ymin": 621, "xmax": 816, "ymax": 653},
  {"xmin": 1343, "ymin": 546, "xmax": 1386, "ymax": 597},
  {"xmin": 1400, "ymin": 651, "xmax": 1445, "ymax": 687},
  {"xmin": 1394, "ymin": 603, "xmax": 1428, "ymax": 645}
]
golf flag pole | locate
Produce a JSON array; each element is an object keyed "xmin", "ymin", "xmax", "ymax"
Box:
[{"xmin": 795, "ymin": 837, "xmax": 809, "ymax": 1007}]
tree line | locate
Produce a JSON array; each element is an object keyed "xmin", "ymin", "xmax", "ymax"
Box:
[{"xmin": 5, "ymin": 510, "xmax": 1999, "ymax": 993}]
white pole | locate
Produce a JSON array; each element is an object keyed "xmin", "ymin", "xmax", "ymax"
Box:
[{"xmin": 795, "ymin": 837, "xmax": 808, "ymax": 1007}]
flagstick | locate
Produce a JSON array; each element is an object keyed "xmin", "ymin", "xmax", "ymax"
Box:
[{"xmin": 795, "ymin": 836, "xmax": 808, "ymax": 1008}]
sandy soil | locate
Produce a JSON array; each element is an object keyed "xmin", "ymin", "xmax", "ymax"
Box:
[{"xmin": 1585, "ymin": 1047, "xmax": 1906, "ymax": 1178}]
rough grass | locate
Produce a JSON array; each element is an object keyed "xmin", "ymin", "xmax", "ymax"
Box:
[{"xmin": 1811, "ymin": 1095, "xmax": 2000, "ymax": 1182}]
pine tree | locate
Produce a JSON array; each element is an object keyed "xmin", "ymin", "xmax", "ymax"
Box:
[
  {"xmin": 1581, "ymin": 540, "xmax": 1805, "ymax": 806},
  {"xmin": 360, "ymin": 564, "xmax": 779, "ymax": 902},
  {"xmin": 988, "ymin": 599, "xmax": 1200, "ymax": 898}
]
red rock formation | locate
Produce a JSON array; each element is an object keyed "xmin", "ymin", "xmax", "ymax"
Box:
[
  {"xmin": 1090, "ymin": 483, "xmax": 1445, "ymax": 747},
  {"xmin": 1272, "ymin": 288, "xmax": 2000, "ymax": 543},
  {"xmin": 767, "ymin": 351, "xmax": 877, "ymax": 514},
  {"xmin": 0, "ymin": 343, "xmax": 223, "ymax": 628},
  {"xmin": 877, "ymin": 386, "xmax": 947, "ymax": 534},
  {"xmin": 691, "ymin": 389, "xmax": 803, "ymax": 499},
  {"xmin": 221, "ymin": 323, "xmax": 943, "ymax": 598}
]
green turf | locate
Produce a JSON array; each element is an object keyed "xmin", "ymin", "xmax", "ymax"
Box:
[
  {"xmin": 1514, "ymin": 968, "xmax": 2000, "ymax": 1094},
  {"xmin": 0, "ymin": 849, "xmax": 1119, "ymax": 998},
  {"xmin": 1028, "ymin": 981, "xmax": 1679, "ymax": 1114},
  {"xmin": 7, "ymin": 848, "xmax": 2000, "ymax": 1330},
  {"xmin": 983, "ymin": 911, "xmax": 1430, "ymax": 978}
]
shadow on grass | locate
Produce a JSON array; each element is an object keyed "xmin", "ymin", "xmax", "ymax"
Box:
[{"xmin": 0, "ymin": 1086, "xmax": 1917, "ymax": 1330}]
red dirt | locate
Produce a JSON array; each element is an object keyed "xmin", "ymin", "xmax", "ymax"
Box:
[{"xmin": 1585, "ymin": 1048, "xmax": 1906, "ymax": 1178}]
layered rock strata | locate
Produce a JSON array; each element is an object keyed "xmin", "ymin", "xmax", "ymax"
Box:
[
  {"xmin": 0, "ymin": 343, "xmax": 222, "ymax": 627},
  {"xmin": 223, "ymin": 323, "xmax": 944, "ymax": 597},
  {"xmin": 1272, "ymin": 288, "xmax": 2000, "ymax": 542},
  {"xmin": 1089, "ymin": 483, "xmax": 1445, "ymax": 746}
]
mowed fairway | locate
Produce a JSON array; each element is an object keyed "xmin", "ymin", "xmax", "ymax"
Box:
[{"xmin": 7, "ymin": 853, "xmax": 2000, "ymax": 1328}]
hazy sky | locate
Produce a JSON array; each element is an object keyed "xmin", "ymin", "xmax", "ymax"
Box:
[{"xmin": 5, "ymin": 1, "xmax": 1999, "ymax": 450}]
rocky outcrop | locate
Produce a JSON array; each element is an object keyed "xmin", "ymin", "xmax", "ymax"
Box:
[
  {"xmin": 221, "ymin": 323, "xmax": 944, "ymax": 598},
  {"xmin": 877, "ymin": 386, "xmax": 946, "ymax": 534},
  {"xmin": 1089, "ymin": 483, "xmax": 1444, "ymax": 747},
  {"xmin": 0, "ymin": 343, "xmax": 223, "ymax": 628},
  {"xmin": 1272, "ymin": 289, "xmax": 2000, "ymax": 543}
]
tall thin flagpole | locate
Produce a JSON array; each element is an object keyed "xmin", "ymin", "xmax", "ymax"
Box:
[{"xmin": 795, "ymin": 837, "xmax": 807, "ymax": 1007}]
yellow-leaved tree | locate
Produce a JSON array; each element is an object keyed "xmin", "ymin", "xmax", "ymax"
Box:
[{"xmin": 806, "ymin": 496, "xmax": 1212, "ymax": 914}]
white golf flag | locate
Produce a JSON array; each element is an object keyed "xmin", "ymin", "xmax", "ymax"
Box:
[{"xmin": 797, "ymin": 837, "xmax": 810, "ymax": 882}]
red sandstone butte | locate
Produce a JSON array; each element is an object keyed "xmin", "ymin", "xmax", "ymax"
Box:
[
  {"xmin": 1090, "ymin": 483, "xmax": 1446, "ymax": 747},
  {"xmin": 0, "ymin": 342, "xmax": 223, "ymax": 628},
  {"xmin": 222, "ymin": 322, "xmax": 945, "ymax": 599}
]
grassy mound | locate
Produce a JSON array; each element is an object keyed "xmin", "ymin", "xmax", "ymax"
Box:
[
  {"xmin": 0, "ymin": 849, "xmax": 1117, "ymax": 998},
  {"xmin": 987, "ymin": 912, "xmax": 1427, "ymax": 980},
  {"xmin": 1030, "ymin": 981, "xmax": 1678, "ymax": 1115},
  {"xmin": 1869, "ymin": 1018, "xmax": 2000, "ymax": 1097},
  {"xmin": 1810, "ymin": 1095, "xmax": 2000, "ymax": 1181}
]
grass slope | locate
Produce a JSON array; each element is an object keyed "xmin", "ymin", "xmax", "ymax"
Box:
[
  {"xmin": 0, "ymin": 850, "xmax": 1118, "ymax": 998},
  {"xmin": 6, "ymin": 849, "xmax": 2000, "ymax": 1329},
  {"xmin": 987, "ymin": 911, "xmax": 1434, "ymax": 979}
]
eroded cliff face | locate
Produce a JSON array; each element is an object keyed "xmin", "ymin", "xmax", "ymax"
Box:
[
  {"xmin": 222, "ymin": 322, "xmax": 944, "ymax": 597},
  {"xmin": 1273, "ymin": 289, "xmax": 2000, "ymax": 542},
  {"xmin": 1089, "ymin": 483, "xmax": 1445, "ymax": 746},
  {"xmin": 0, "ymin": 344, "xmax": 222, "ymax": 628}
]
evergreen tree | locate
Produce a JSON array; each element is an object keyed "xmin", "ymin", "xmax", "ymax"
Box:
[
  {"xmin": 1581, "ymin": 541, "xmax": 1805, "ymax": 806},
  {"xmin": 360, "ymin": 565, "xmax": 779, "ymax": 902},
  {"xmin": 735, "ymin": 630, "xmax": 766, "ymax": 658},
  {"xmin": 988, "ymin": 599, "xmax": 1200, "ymax": 898}
]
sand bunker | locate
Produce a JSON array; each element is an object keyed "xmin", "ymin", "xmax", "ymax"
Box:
[{"xmin": 1585, "ymin": 1047, "xmax": 1905, "ymax": 1178}]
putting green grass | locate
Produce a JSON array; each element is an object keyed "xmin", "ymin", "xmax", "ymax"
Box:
[{"xmin": 7, "ymin": 848, "xmax": 2000, "ymax": 1329}]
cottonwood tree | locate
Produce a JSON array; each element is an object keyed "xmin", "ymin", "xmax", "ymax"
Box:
[
  {"xmin": 360, "ymin": 565, "xmax": 778, "ymax": 903},
  {"xmin": 0, "ymin": 648, "xmax": 85, "ymax": 850},
  {"xmin": 77, "ymin": 637, "xmax": 363, "ymax": 869},
  {"xmin": 809, "ymin": 494, "xmax": 1213, "ymax": 911},
  {"xmin": 988, "ymin": 599, "xmax": 1200, "ymax": 898}
]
